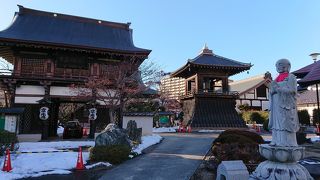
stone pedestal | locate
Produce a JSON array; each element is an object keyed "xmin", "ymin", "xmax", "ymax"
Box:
[
  {"xmin": 250, "ymin": 144, "xmax": 313, "ymax": 180},
  {"xmin": 216, "ymin": 160, "xmax": 249, "ymax": 180}
]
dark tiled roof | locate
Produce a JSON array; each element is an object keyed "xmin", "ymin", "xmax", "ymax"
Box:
[
  {"xmin": 0, "ymin": 5, "xmax": 151, "ymax": 54},
  {"xmin": 292, "ymin": 62, "xmax": 318, "ymax": 78},
  {"xmin": 171, "ymin": 45, "xmax": 251, "ymax": 78},
  {"xmin": 298, "ymin": 61, "xmax": 320, "ymax": 87},
  {"xmin": 184, "ymin": 97, "xmax": 247, "ymax": 128},
  {"xmin": 190, "ymin": 53, "xmax": 250, "ymax": 68},
  {"xmin": 0, "ymin": 107, "xmax": 24, "ymax": 114},
  {"xmin": 297, "ymin": 90, "xmax": 318, "ymax": 105}
]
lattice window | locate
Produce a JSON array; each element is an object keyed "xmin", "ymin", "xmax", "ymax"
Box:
[
  {"xmin": 100, "ymin": 64, "xmax": 118, "ymax": 79},
  {"xmin": 21, "ymin": 58, "xmax": 45, "ymax": 75}
]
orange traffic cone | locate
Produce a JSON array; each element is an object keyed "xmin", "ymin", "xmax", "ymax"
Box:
[
  {"xmin": 188, "ymin": 126, "xmax": 192, "ymax": 133},
  {"xmin": 2, "ymin": 148, "xmax": 12, "ymax": 172},
  {"xmin": 83, "ymin": 128, "xmax": 88, "ymax": 136},
  {"xmin": 75, "ymin": 146, "xmax": 85, "ymax": 170}
]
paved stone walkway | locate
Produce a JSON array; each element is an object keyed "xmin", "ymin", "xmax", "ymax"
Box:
[
  {"xmin": 23, "ymin": 133, "xmax": 215, "ymax": 180},
  {"xmin": 99, "ymin": 133, "xmax": 214, "ymax": 180}
]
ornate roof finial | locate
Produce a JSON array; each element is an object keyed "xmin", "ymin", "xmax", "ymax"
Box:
[
  {"xmin": 199, "ymin": 43, "xmax": 213, "ymax": 55},
  {"xmin": 204, "ymin": 43, "xmax": 208, "ymax": 50}
]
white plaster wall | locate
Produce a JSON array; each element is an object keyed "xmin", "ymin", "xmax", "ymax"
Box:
[
  {"xmin": 252, "ymin": 101, "xmax": 260, "ymax": 107},
  {"xmin": 15, "ymin": 97, "xmax": 43, "ymax": 104},
  {"xmin": 97, "ymin": 89, "xmax": 116, "ymax": 97},
  {"xmin": 50, "ymin": 86, "xmax": 92, "ymax": 96},
  {"xmin": 262, "ymin": 101, "xmax": 270, "ymax": 111},
  {"xmin": 245, "ymin": 93, "xmax": 255, "ymax": 99},
  {"xmin": 122, "ymin": 116, "xmax": 153, "ymax": 135},
  {"xmin": 241, "ymin": 100, "xmax": 250, "ymax": 105},
  {"xmin": 50, "ymin": 86, "xmax": 75, "ymax": 96},
  {"xmin": 16, "ymin": 85, "xmax": 45, "ymax": 95}
]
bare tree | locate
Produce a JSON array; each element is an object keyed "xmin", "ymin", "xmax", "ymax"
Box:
[{"xmin": 72, "ymin": 58, "xmax": 162, "ymax": 124}]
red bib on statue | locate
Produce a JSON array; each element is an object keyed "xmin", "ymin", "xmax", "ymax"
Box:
[{"xmin": 275, "ymin": 72, "xmax": 289, "ymax": 82}]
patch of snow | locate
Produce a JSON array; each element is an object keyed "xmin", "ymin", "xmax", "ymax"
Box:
[
  {"xmin": 85, "ymin": 162, "xmax": 111, "ymax": 169},
  {"xmin": 0, "ymin": 134, "xmax": 163, "ymax": 179},
  {"xmin": 153, "ymin": 127, "xmax": 177, "ymax": 133},
  {"xmin": 262, "ymin": 136, "xmax": 272, "ymax": 142},
  {"xmin": 0, "ymin": 152, "xmax": 89, "ymax": 180},
  {"xmin": 198, "ymin": 130, "xmax": 225, "ymax": 133},
  {"xmin": 19, "ymin": 141, "xmax": 95, "ymax": 152},
  {"xmin": 300, "ymin": 160, "xmax": 320, "ymax": 165},
  {"xmin": 311, "ymin": 136, "xmax": 320, "ymax": 142},
  {"xmin": 133, "ymin": 134, "xmax": 163, "ymax": 154}
]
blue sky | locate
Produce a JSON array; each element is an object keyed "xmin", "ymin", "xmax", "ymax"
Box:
[{"xmin": 1, "ymin": 0, "xmax": 320, "ymax": 80}]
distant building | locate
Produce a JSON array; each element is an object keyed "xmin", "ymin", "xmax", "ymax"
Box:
[
  {"xmin": 229, "ymin": 72, "xmax": 272, "ymax": 111},
  {"xmin": 160, "ymin": 75, "xmax": 185, "ymax": 100},
  {"xmin": 297, "ymin": 86, "xmax": 318, "ymax": 122}
]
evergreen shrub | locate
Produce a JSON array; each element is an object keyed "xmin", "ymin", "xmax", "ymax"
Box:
[
  {"xmin": 89, "ymin": 144, "xmax": 131, "ymax": 164},
  {"xmin": 0, "ymin": 130, "xmax": 18, "ymax": 156},
  {"xmin": 298, "ymin": 110, "xmax": 310, "ymax": 125}
]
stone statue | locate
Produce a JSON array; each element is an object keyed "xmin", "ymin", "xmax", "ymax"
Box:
[
  {"xmin": 269, "ymin": 59, "xmax": 299, "ymax": 146},
  {"xmin": 250, "ymin": 59, "xmax": 313, "ymax": 180}
]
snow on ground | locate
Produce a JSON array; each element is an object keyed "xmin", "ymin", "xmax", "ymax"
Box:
[
  {"xmin": 85, "ymin": 162, "xmax": 112, "ymax": 169},
  {"xmin": 153, "ymin": 126, "xmax": 178, "ymax": 133},
  {"xmin": 0, "ymin": 152, "xmax": 89, "ymax": 179},
  {"xmin": 311, "ymin": 136, "xmax": 320, "ymax": 142},
  {"xmin": 132, "ymin": 134, "xmax": 163, "ymax": 154},
  {"xmin": 0, "ymin": 134, "xmax": 162, "ymax": 180},
  {"xmin": 300, "ymin": 160, "xmax": 320, "ymax": 165},
  {"xmin": 198, "ymin": 130, "xmax": 225, "ymax": 133},
  {"xmin": 19, "ymin": 141, "xmax": 95, "ymax": 152}
]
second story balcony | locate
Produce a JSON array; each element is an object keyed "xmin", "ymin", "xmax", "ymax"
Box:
[{"xmin": 181, "ymin": 89, "xmax": 240, "ymax": 99}]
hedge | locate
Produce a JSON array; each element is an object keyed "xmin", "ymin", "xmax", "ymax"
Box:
[
  {"xmin": 298, "ymin": 110, "xmax": 310, "ymax": 125},
  {"xmin": 240, "ymin": 111, "xmax": 269, "ymax": 124},
  {"xmin": 89, "ymin": 144, "xmax": 131, "ymax": 164}
]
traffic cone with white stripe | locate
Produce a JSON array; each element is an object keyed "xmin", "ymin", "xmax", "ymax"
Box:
[
  {"xmin": 75, "ymin": 146, "xmax": 85, "ymax": 170},
  {"xmin": 188, "ymin": 125, "xmax": 192, "ymax": 133},
  {"xmin": 2, "ymin": 148, "xmax": 12, "ymax": 172}
]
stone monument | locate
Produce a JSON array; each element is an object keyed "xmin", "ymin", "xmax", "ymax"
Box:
[
  {"xmin": 250, "ymin": 59, "xmax": 313, "ymax": 179},
  {"xmin": 126, "ymin": 120, "xmax": 142, "ymax": 144},
  {"xmin": 95, "ymin": 123, "xmax": 131, "ymax": 148}
]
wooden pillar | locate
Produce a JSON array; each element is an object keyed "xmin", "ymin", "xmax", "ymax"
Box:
[
  {"xmin": 13, "ymin": 57, "xmax": 21, "ymax": 76},
  {"xmin": 222, "ymin": 77, "xmax": 229, "ymax": 92},
  {"xmin": 45, "ymin": 59, "xmax": 54, "ymax": 77},
  {"xmin": 3, "ymin": 79, "xmax": 17, "ymax": 107},
  {"xmin": 90, "ymin": 63, "xmax": 100, "ymax": 77},
  {"xmin": 197, "ymin": 74, "xmax": 202, "ymax": 92},
  {"xmin": 195, "ymin": 74, "xmax": 199, "ymax": 93}
]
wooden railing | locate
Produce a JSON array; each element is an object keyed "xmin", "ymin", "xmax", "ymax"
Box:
[
  {"xmin": 18, "ymin": 68, "xmax": 90, "ymax": 79},
  {"xmin": 184, "ymin": 89, "xmax": 239, "ymax": 98}
]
